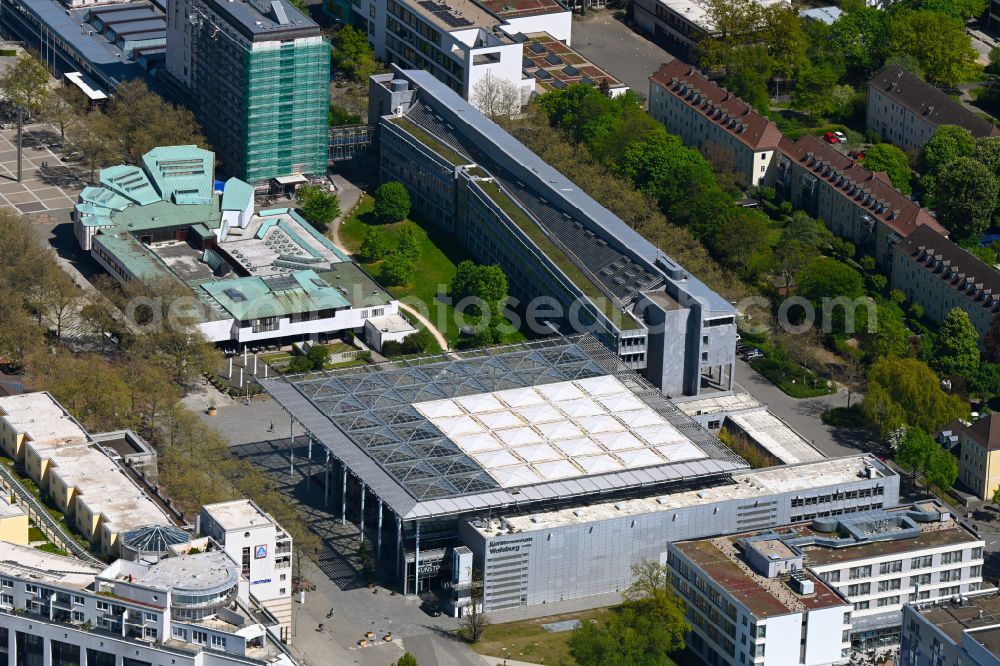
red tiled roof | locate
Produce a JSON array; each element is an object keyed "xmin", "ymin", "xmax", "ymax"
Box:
[
  {"xmin": 894, "ymin": 223, "xmax": 1000, "ymax": 320},
  {"xmin": 968, "ymin": 413, "xmax": 1000, "ymax": 451},
  {"xmin": 779, "ymin": 134, "xmax": 948, "ymax": 239},
  {"xmin": 650, "ymin": 61, "xmax": 783, "ymax": 151}
]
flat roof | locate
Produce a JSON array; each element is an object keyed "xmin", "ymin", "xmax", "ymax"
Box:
[
  {"xmin": 674, "ymin": 537, "xmax": 846, "ymax": 618},
  {"xmin": 133, "ymin": 551, "xmax": 238, "ymax": 593},
  {"xmin": 200, "ymin": 0, "xmax": 320, "ymax": 41},
  {"xmin": 0, "ymin": 541, "xmax": 102, "ymax": 590},
  {"xmin": 519, "ymin": 33, "xmax": 627, "ymax": 93},
  {"xmin": 406, "ymin": 0, "xmax": 495, "ymax": 31},
  {"xmin": 0, "ymin": 494, "xmax": 25, "ymax": 519},
  {"xmin": 801, "ymin": 523, "xmax": 980, "ymax": 568},
  {"xmin": 43, "ymin": 444, "xmax": 174, "ymax": 533},
  {"xmin": 676, "ymin": 392, "xmax": 761, "ymax": 416},
  {"xmin": 481, "ymin": 0, "xmax": 564, "ymax": 19},
  {"xmin": 366, "ymin": 313, "xmax": 415, "ymax": 334},
  {"xmin": 202, "ymin": 499, "xmax": 274, "ymax": 532},
  {"xmin": 654, "ymin": 0, "xmax": 788, "ymax": 32},
  {"xmin": 262, "ymin": 335, "xmax": 747, "ymax": 519},
  {"xmin": 0, "ymin": 393, "xmax": 89, "ymax": 446},
  {"xmin": 727, "ymin": 410, "xmax": 825, "ymax": 465},
  {"xmin": 914, "ymin": 593, "xmax": 1000, "ymax": 648},
  {"xmin": 483, "ymin": 454, "xmax": 891, "ymax": 533}
]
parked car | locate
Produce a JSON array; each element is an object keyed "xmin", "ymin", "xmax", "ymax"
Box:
[
  {"xmin": 822, "ymin": 132, "xmax": 839, "ymax": 144},
  {"xmin": 849, "ymin": 150, "xmax": 866, "ymax": 160},
  {"xmin": 833, "ymin": 131, "xmax": 848, "ymax": 143},
  {"xmin": 421, "ymin": 600, "xmax": 441, "ymax": 617},
  {"xmin": 743, "ymin": 348, "xmax": 763, "ymax": 361}
]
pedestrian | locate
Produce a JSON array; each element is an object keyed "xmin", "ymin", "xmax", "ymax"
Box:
[
  {"xmin": 268, "ymin": 421, "xmax": 275, "ymax": 433},
  {"xmin": 317, "ymin": 623, "xmax": 324, "ymax": 632}
]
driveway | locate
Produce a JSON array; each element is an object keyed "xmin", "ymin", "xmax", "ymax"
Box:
[
  {"xmin": 570, "ymin": 11, "xmax": 674, "ymax": 95},
  {"xmin": 734, "ymin": 359, "xmax": 870, "ymax": 458}
]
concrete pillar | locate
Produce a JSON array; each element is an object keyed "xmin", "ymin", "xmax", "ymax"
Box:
[
  {"xmin": 359, "ymin": 484, "xmax": 366, "ymax": 543},
  {"xmin": 395, "ymin": 514, "xmax": 402, "ymax": 583},
  {"xmin": 341, "ymin": 466, "xmax": 347, "ymax": 525},
  {"xmin": 42, "ymin": 635, "xmax": 51, "ymax": 666},
  {"xmin": 228, "ymin": 356, "xmax": 233, "ymax": 378},
  {"xmin": 80, "ymin": 643, "xmax": 88, "ymax": 666},
  {"xmin": 376, "ymin": 498, "xmax": 383, "ymax": 559},
  {"xmin": 253, "ymin": 353, "xmax": 258, "ymax": 376},
  {"xmin": 289, "ymin": 415, "xmax": 295, "ymax": 476},
  {"xmin": 306, "ymin": 436, "xmax": 313, "ymax": 491},
  {"xmin": 323, "ymin": 449, "xmax": 331, "ymax": 508},
  {"xmin": 415, "ymin": 519, "xmax": 421, "ymax": 594}
]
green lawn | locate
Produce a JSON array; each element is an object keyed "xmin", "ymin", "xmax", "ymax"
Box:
[
  {"xmin": 28, "ymin": 526, "xmax": 45, "ymax": 542},
  {"xmin": 750, "ymin": 356, "xmax": 835, "ymax": 399},
  {"xmin": 340, "ymin": 195, "xmax": 527, "ymax": 348}
]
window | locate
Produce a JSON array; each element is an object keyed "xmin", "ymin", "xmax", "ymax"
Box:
[
  {"xmin": 24, "ymin": 584, "xmax": 38, "ymax": 594},
  {"xmin": 853, "ymin": 600, "xmax": 869, "ymax": 611},
  {"xmin": 211, "ymin": 635, "xmax": 226, "ymax": 649},
  {"xmin": 940, "ymin": 569, "xmax": 962, "ymax": 583},
  {"xmin": 0, "ymin": 579, "xmax": 10, "ymax": 589},
  {"xmin": 877, "ymin": 579, "xmax": 901, "ymax": 592},
  {"xmin": 73, "ymin": 595, "xmax": 84, "ymax": 605},
  {"xmin": 847, "ymin": 583, "xmax": 871, "ymax": 596},
  {"xmin": 941, "ymin": 551, "xmax": 960, "ymax": 565},
  {"xmin": 193, "ymin": 630, "xmax": 208, "ymax": 645},
  {"xmin": 0, "ymin": 593, "xmax": 12, "ymax": 607},
  {"xmin": 72, "ymin": 611, "xmax": 85, "ymax": 623},
  {"xmin": 973, "ymin": 547, "xmax": 983, "ymax": 560},
  {"xmin": 172, "ymin": 627, "xmax": 187, "ymax": 640},
  {"xmin": 876, "ymin": 596, "xmax": 900, "ymax": 607},
  {"xmin": 823, "ymin": 570, "xmax": 841, "ymax": 583},
  {"xmin": 911, "ymin": 555, "xmax": 932, "ymax": 569},
  {"xmin": 879, "ymin": 561, "xmax": 902, "ymax": 575},
  {"xmin": 971, "ymin": 565, "xmax": 982, "ymax": 578},
  {"xmin": 96, "ymin": 601, "xmax": 109, "ymax": 612},
  {"xmin": 849, "ymin": 565, "xmax": 872, "ymax": 580},
  {"xmin": 913, "ymin": 573, "xmax": 931, "ymax": 586},
  {"xmin": 144, "ymin": 612, "xmax": 156, "ymax": 622}
]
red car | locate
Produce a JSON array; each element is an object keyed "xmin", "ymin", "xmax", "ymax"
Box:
[
  {"xmin": 849, "ymin": 150, "xmax": 866, "ymax": 160},
  {"xmin": 822, "ymin": 132, "xmax": 839, "ymax": 144}
]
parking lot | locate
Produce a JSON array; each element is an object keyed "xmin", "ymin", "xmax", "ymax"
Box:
[
  {"xmin": 0, "ymin": 124, "xmax": 86, "ymax": 214},
  {"xmin": 571, "ymin": 10, "xmax": 675, "ymax": 95}
]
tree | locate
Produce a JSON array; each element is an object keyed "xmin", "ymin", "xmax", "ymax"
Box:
[
  {"xmin": 835, "ymin": 352, "xmax": 867, "ymax": 408},
  {"xmin": 986, "ymin": 316, "xmax": 1000, "ymax": 363},
  {"xmin": 784, "ymin": 210, "xmax": 834, "ymax": 250},
  {"xmin": 889, "ymin": 9, "xmax": 978, "ymax": 85},
  {"xmin": 569, "ymin": 560, "xmax": 689, "ymax": 666},
  {"xmin": 796, "ymin": 257, "xmax": 866, "ymax": 334},
  {"xmin": 41, "ymin": 86, "xmax": 84, "ymax": 139},
  {"xmin": 861, "ymin": 144, "xmax": 912, "ymax": 194},
  {"xmin": 921, "ymin": 125, "xmax": 976, "ymax": 175},
  {"xmin": 862, "ymin": 302, "xmax": 910, "ymax": 360},
  {"xmin": 914, "ymin": 0, "xmax": 988, "ymax": 20},
  {"xmin": 772, "ymin": 239, "xmax": 817, "ymax": 292},
  {"xmin": 791, "ymin": 64, "xmax": 845, "ymax": 119},
  {"xmin": 67, "ymin": 110, "xmax": 117, "ymax": 182},
  {"xmin": 971, "ymin": 361, "xmax": 1000, "ymax": 402},
  {"xmin": 932, "ymin": 308, "xmax": 982, "ymax": 378},
  {"xmin": 461, "ymin": 567, "xmax": 489, "ymax": 642},
  {"xmin": 373, "ymin": 182, "xmax": 411, "ymax": 223},
  {"xmin": 297, "ymin": 185, "xmax": 340, "ymax": 232},
  {"xmin": 470, "ymin": 71, "xmax": 522, "ymax": 123},
  {"xmin": 380, "ymin": 253, "xmax": 414, "ymax": 286},
  {"xmin": 104, "ymin": 80, "xmax": 207, "ymax": 161},
  {"xmin": 895, "ymin": 427, "xmax": 958, "ymax": 489},
  {"xmin": 831, "ymin": 7, "xmax": 891, "ymax": 76},
  {"xmin": 358, "ymin": 227, "xmax": 390, "ymax": 262},
  {"xmin": 331, "ymin": 26, "xmax": 378, "ymax": 81},
  {"xmin": 396, "ymin": 224, "xmax": 422, "ymax": 261},
  {"xmin": 450, "ymin": 261, "xmax": 509, "ymax": 339},
  {"xmin": 974, "ymin": 136, "xmax": 1000, "ymax": 175},
  {"xmin": 863, "ymin": 357, "xmax": 969, "ymax": 438},
  {"xmin": 933, "ymin": 157, "xmax": 998, "ymax": 241},
  {"xmin": 1, "ymin": 54, "xmax": 49, "ymax": 114},
  {"xmin": 393, "ymin": 654, "xmax": 419, "ymax": 666}
]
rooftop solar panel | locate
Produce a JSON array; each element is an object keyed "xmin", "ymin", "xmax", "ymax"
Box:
[
  {"xmin": 522, "ymin": 56, "xmax": 534, "ymax": 68},
  {"xmin": 551, "ymin": 79, "xmax": 567, "ymax": 90},
  {"xmin": 223, "ymin": 287, "xmax": 246, "ymax": 302},
  {"xmin": 528, "ymin": 42, "xmax": 546, "ymax": 54},
  {"xmin": 563, "ymin": 65, "xmax": 579, "ymax": 77},
  {"xmin": 535, "ymin": 68, "xmax": 552, "ymax": 80},
  {"xmin": 545, "ymin": 53, "xmax": 562, "ymax": 66}
]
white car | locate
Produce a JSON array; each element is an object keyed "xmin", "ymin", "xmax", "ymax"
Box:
[{"xmin": 833, "ymin": 131, "xmax": 848, "ymax": 143}]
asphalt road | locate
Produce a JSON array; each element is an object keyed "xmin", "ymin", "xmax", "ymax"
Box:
[{"xmin": 733, "ymin": 358, "xmax": 870, "ymax": 458}]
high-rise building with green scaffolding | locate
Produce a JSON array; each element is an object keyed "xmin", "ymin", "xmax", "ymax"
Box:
[{"xmin": 165, "ymin": 0, "xmax": 330, "ymax": 186}]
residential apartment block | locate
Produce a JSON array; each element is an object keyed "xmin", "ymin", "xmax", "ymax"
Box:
[
  {"xmin": 165, "ymin": 0, "xmax": 329, "ymax": 184},
  {"xmin": 667, "ymin": 503, "xmax": 985, "ymax": 664},
  {"xmin": 646, "ymin": 60, "xmax": 946, "ymax": 270},
  {"xmin": 901, "ymin": 593, "xmax": 1000, "ymax": 666},
  {"xmin": 777, "ymin": 134, "xmax": 946, "ymax": 269},
  {"xmin": 649, "ymin": 61, "xmax": 783, "ymax": 188},
  {"xmin": 867, "ymin": 64, "xmax": 1000, "ymax": 152},
  {"xmin": 632, "ymin": 0, "xmax": 788, "ymax": 59},
  {"xmin": 891, "ymin": 223, "xmax": 1000, "ymax": 345},
  {"xmin": 938, "ymin": 414, "xmax": 1000, "ymax": 502},
  {"xmin": 0, "ymin": 392, "xmax": 173, "ymax": 557},
  {"xmin": 0, "ymin": 495, "xmax": 28, "ymax": 546},
  {"xmin": 0, "ymin": 540, "xmax": 296, "ymax": 666},
  {"xmin": 370, "ymin": 67, "xmax": 738, "ymax": 398}
]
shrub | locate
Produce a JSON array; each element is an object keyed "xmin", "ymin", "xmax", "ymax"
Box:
[{"xmin": 373, "ymin": 181, "xmax": 411, "ymax": 223}]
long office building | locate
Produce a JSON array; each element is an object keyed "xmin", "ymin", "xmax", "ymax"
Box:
[
  {"xmin": 370, "ymin": 67, "xmax": 738, "ymax": 399},
  {"xmin": 165, "ymin": 0, "xmax": 329, "ymax": 184},
  {"xmin": 260, "ymin": 333, "xmax": 901, "ymax": 614},
  {"xmin": 901, "ymin": 593, "xmax": 1000, "ymax": 666}
]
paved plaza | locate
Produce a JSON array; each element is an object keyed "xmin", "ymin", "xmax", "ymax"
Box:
[{"xmin": 0, "ymin": 124, "xmax": 86, "ymax": 214}]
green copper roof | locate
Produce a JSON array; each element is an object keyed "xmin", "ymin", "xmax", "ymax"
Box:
[
  {"xmin": 92, "ymin": 234, "xmax": 175, "ymax": 282},
  {"xmin": 79, "ymin": 186, "xmax": 131, "ymax": 211},
  {"xmin": 142, "ymin": 145, "xmax": 215, "ymax": 205},
  {"xmin": 221, "ymin": 177, "xmax": 254, "ymax": 211},
  {"xmin": 100, "ymin": 165, "xmax": 160, "ymax": 206},
  {"xmin": 198, "ymin": 269, "xmax": 350, "ymax": 320}
]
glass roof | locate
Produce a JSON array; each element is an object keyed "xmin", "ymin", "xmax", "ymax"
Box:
[{"xmin": 288, "ymin": 339, "xmax": 713, "ymax": 502}]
